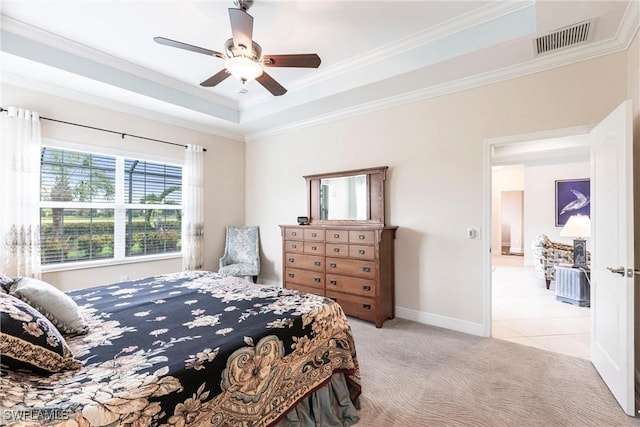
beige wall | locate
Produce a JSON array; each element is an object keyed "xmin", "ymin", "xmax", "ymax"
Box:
[
  {"xmin": 2, "ymin": 34, "xmax": 635, "ymax": 331},
  {"xmin": 1, "ymin": 84, "xmax": 246, "ymax": 291},
  {"xmin": 246, "ymin": 50, "xmax": 629, "ymax": 333},
  {"xmin": 523, "ymin": 161, "xmax": 591, "ymax": 264}
]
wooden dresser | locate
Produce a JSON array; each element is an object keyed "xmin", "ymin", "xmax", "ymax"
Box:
[{"xmin": 280, "ymin": 224, "xmax": 397, "ymax": 328}]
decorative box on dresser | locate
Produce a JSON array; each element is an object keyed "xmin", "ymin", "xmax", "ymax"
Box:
[{"xmin": 280, "ymin": 166, "xmax": 397, "ymax": 328}]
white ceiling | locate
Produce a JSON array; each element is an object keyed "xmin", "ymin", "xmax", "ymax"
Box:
[{"xmin": 0, "ymin": 1, "xmax": 637, "ymax": 141}]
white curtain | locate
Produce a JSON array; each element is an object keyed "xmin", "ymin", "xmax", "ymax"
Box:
[
  {"xmin": 0, "ymin": 107, "xmax": 42, "ymax": 278},
  {"xmin": 182, "ymin": 144, "xmax": 205, "ymax": 270}
]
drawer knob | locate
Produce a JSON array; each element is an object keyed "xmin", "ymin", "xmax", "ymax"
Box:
[
  {"xmin": 314, "ymin": 277, "xmax": 321, "ymax": 283},
  {"xmin": 333, "ymin": 233, "xmax": 340, "ymax": 238},
  {"xmin": 363, "ymin": 304, "xmax": 371, "ymax": 310},
  {"xmin": 363, "ymin": 285, "xmax": 371, "ymax": 291},
  {"xmin": 329, "ymin": 280, "xmax": 337, "ymax": 286},
  {"xmin": 288, "ymin": 273, "xmax": 294, "ymax": 278},
  {"xmin": 292, "ymin": 244, "xmax": 297, "ymax": 249},
  {"xmin": 359, "ymin": 249, "xmax": 365, "ymax": 255},
  {"xmin": 311, "ymin": 245, "xmax": 317, "ymax": 250},
  {"xmin": 292, "ymin": 232, "xmax": 297, "ymax": 236},
  {"xmin": 312, "ymin": 232, "xmax": 317, "ymax": 237},
  {"xmin": 359, "ymin": 235, "xmax": 365, "ymax": 240},
  {"xmin": 314, "ymin": 261, "xmax": 321, "ymax": 266},
  {"xmin": 288, "ymin": 258, "xmax": 294, "ymax": 263},
  {"xmin": 330, "ymin": 263, "xmax": 337, "ymax": 268},
  {"xmin": 362, "ymin": 267, "xmax": 371, "ymax": 273},
  {"xmin": 334, "ymin": 248, "xmax": 340, "ymax": 252}
]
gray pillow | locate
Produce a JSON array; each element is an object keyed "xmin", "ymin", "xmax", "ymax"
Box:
[
  {"xmin": 10, "ymin": 278, "xmax": 88, "ymax": 335},
  {"xmin": 0, "ymin": 273, "xmax": 14, "ymax": 293}
]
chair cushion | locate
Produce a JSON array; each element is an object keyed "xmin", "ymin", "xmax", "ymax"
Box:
[{"xmin": 219, "ymin": 263, "xmax": 258, "ymax": 277}]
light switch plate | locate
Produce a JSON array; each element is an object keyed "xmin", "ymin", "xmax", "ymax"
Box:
[{"xmin": 467, "ymin": 227, "xmax": 480, "ymax": 239}]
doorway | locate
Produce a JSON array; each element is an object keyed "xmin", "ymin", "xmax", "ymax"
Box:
[
  {"xmin": 484, "ymin": 130, "xmax": 592, "ymax": 359},
  {"xmin": 499, "ymin": 190, "xmax": 523, "ymax": 256}
]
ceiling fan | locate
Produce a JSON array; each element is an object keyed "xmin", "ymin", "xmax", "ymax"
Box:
[{"xmin": 154, "ymin": 0, "xmax": 321, "ymax": 96}]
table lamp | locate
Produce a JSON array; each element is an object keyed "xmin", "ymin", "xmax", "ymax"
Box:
[{"xmin": 559, "ymin": 214, "xmax": 591, "ymax": 268}]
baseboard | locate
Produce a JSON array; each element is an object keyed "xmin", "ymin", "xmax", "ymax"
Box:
[
  {"xmin": 395, "ymin": 306, "xmax": 486, "ymax": 336},
  {"xmin": 260, "ymin": 278, "xmax": 281, "ymax": 287}
]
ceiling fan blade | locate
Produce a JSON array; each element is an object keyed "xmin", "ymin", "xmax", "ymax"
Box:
[
  {"xmin": 200, "ymin": 69, "xmax": 231, "ymax": 87},
  {"xmin": 256, "ymin": 71, "xmax": 287, "ymax": 96},
  {"xmin": 263, "ymin": 54, "xmax": 321, "ymax": 68},
  {"xmin": 154, "ymin": 37, "xmax": 225, "ymax": 58},
  {"xmin": 229, "ymin": 8, "xmax": 253, "ymax": 50}
]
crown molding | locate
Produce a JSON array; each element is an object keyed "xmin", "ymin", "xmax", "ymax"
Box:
[
  {"xmin": 246, "ymin": 23, "xmax": 635, "ymax": 142},
  {"xmin": 2, "ymin": 2, "xmax": 636, "ymax": 144},
  {"xmin": 618, "ymin": 0, "xmax": 640, "ymax": 49},
  {"xmin": 2, "ymin": 70, "xmax": 245, "ymax": 142},
  {"xmin": 0, "ymin": 15, "xmax": 239, "ymax": 111},
  {"xmin": 241, "ymin": 1, "xmax": 535, "ymax": 111}
]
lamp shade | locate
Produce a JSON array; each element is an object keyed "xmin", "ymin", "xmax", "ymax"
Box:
[{"xmin": 560, "ymin": 214, "xmax": 591, "ymax": 238}]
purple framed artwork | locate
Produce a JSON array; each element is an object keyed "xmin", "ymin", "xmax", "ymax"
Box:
[{"xmin": 555, "ymin": 178, "xmax": 590, "ymax": 226}]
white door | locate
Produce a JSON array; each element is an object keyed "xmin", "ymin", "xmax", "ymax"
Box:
[{"xmin": 590, "ymin": 100, "xmax": 635, "ymax": 416}]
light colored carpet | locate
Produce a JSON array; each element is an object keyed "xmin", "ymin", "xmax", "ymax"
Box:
[{"xmin": 349, "ymin": 317, "xmax": 639, "ymax": 427}]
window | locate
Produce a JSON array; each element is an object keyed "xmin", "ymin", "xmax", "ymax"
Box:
[{"xmin": 40, "ymin": 146, "xmax": 182, "ymax": 266}]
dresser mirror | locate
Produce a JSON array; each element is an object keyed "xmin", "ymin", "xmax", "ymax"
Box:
[
  {"xmin": 304, "ymin": 166, "xmax": 388, "ymax": 225},
  {"xmin": 320, "ymin": 174, "xmax": 367, "ymax": 220}
]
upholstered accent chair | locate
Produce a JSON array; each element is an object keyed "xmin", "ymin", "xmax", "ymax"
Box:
[
  {"xmin": 531, "ymin": 234, "xmax": 590, "ymax": 289},
  {"xmin": 218, "ymin": 226, "xmax": 260, "ymax": 283}
]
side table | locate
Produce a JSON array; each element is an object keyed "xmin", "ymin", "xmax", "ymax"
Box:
[{"xmin": 555, "ymin": 265, "xmax": 590, "ymax": 307}]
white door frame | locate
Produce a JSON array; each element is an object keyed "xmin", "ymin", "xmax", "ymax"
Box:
[{"xmin": 481, "ymin": 125, "xmax": 593, "ymax": 337}]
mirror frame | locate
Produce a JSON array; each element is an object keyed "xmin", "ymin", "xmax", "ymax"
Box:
[{"xmin": 304, "ymin": 166, "xmax": 388, "ymax": 225}]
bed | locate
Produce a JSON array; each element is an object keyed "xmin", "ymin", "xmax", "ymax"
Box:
[{"xmin": 0, "ymin": 271, "xmax": 361, "ymax": 426}]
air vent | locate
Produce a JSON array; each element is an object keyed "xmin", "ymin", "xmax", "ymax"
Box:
[{"xmin": 534, "ymin": 20, "xmax": 593, "ymax": 56}]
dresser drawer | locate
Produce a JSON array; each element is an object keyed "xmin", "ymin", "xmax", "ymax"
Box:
[
  {"xmin": 326, "ymin": 243, "xmax": 349, "ymax": 257},
  {"xmin": 304, "ymin": 242, "xmax": 325, "ymax": 255},
  {"xmin": 326, "ymin": 274, "xmax": 377, "ymax": 297},
  {"xmin": 303, "ymin": 229, "xmax": 325, "ymax": 241},
  {"xmin": 326, "ymin": 257, "xmax": 376, "ymax": 279},
  {"xmin": 285, "ymin": 240, "xmax": 304, "ymax": 253},
  {"xmin": 284, "ymin": 228, "xmax": 304, "ymax": 240},
  {"xmin": 349, "ymin": 244, "xmax": 375, "ymax": 260},
  {"xmin": 285, "ymin": 268, "xmax": 324, "ymax": 289},
  {"xmin": 326, "ymin": 290, "xmax": 376, "ymax": 322},
  {"xmin": 285, "ymin": 253, "xmax": 324, "ymax": 272},
  {"xmin": 326, "ymin": 230, "xmax": 349, "ymax": 243},
  {"xmin": 286, "ymin": 282, "xmax": 325, "ymax": 297},
  {"xmin": 349, "ymin": 230, "xmax": 375, "ymax": 244}
]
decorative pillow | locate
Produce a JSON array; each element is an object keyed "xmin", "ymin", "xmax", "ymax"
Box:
[
  {"xmin": 0, "ymin": 273, "xmax": 14, "ymax": 293},
  {"xmin": 9, "ymin": 278, "xmax": 88, "ymax": 335},
  {"xmin": 0, "ymin": 293, "xmax": 82, "ymax": 373}
]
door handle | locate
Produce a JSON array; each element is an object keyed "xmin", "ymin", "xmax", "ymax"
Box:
[{"xmin": 607, "ymin": 266, "xmax": 626, "ymax": 276}]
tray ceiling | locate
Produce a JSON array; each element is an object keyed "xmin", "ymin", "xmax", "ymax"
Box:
[{"xmin": 0, "ymin": 1, "xmax": 636, "ymax": 140}]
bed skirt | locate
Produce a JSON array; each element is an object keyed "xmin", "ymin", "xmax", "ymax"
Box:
[{"xmin": 275, "ymin": 373, "xmax": 360, "ymax": 427}]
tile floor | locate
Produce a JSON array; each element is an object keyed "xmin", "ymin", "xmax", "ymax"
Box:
[{"xmin": 491, "ymin": 254, "xmax": 591, "ymax": 359}]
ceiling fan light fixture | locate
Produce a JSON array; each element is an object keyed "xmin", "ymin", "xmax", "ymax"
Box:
[{"xmin": 225, "ymin": 56, "xmax": 263, "ymax": 83}]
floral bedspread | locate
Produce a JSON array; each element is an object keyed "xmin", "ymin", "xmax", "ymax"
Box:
[{"xmin": 0, "ymin": 271, "xmax": 360, "ymax": 426}]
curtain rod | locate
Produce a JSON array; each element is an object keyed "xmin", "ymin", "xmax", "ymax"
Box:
[{"xmin": 0, "ymin": 107, "xmax": 206, "ymax": 152}]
